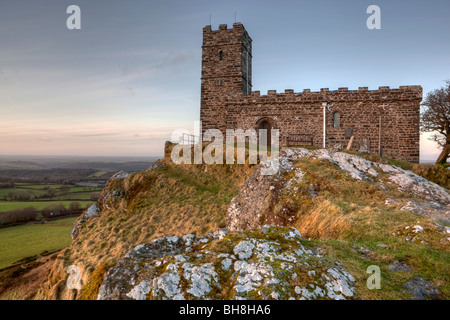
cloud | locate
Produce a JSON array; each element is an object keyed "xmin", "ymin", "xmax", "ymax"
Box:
[
  {"xmin": 125, "ymin": 86, "xmax": 136, "ymax": 96},
  {"xmin": 0, "ymin": 67, "xmax": 9, "ymax": 85},
  {"xmin": 119, "ymin": 50, "xmax": 196, "ymax": 80},
  {"xmin": 163, "ymin": 51, "xmax": 195, "ymax": 65},
  {"xmin": 39, "ymin": 137, "xmax": 51, "ymax": 142}
]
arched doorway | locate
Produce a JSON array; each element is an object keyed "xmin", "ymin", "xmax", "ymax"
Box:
[{"xmin": 256, "ymin": 117, "xmax": 276, "ymax": 150}]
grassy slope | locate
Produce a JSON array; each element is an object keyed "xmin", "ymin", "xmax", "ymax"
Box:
[
  {"xmin": 283, "ymin": 157, "xmax": 450, "ymax": 299},
  {"xmin": 40, "ymin": 149, "xmax": 255, "ymax": 299},
  {"xmin": 0, "ymin": 253, "xmax": 59, "ymax": 300},
  {"xmin": 42, "ymin": 145, "xmax": 450, "ymax": 300},
  {"xmin": 0, "ymin": 217, "xmax": 77, "ymax": 269},
  {"xmin": 68, "ymin": 157, "xmax": 255, "ymax": 269}
]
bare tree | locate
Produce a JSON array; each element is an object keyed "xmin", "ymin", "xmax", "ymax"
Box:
[
  {"xmin": 69, "ymin": 201, "xmax": 81, "ymax": 211},
  {"xmin": 421, "ymin": 80, "xmax": 450, "ymax": 164},
  {"xmin": 46, "ymin": 187, "xmax": 58, "ymax": 200}
]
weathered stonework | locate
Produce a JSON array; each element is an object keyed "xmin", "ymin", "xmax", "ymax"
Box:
[{"xmin": 200, "ymin": 23, "xmax": 422, "ymax": 163}]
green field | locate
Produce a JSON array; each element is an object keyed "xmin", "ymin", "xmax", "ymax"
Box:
[
  {"xmin": 0, "ymin": 183, "xmax": 100, "ymax": 213},
  {"xmin": 53, "ymin": 192, "xmax": 97, "ymax": 201},
  {"xmin": 0, "ymin": 184, "xmax": 102, "ymax": 200},
  {"xmin": 0, "ymin": 217, "xmax": 77, "ymax": 269},
  {"xmin": 12, "ymin": 183, "xmax": 66, "ymax": 189},
  {"xmin": 0, "ymin": 200, "xmax": 93, "ymax": 212}
]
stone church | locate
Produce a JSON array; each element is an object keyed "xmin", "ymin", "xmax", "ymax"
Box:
[{"xmin": 199, "ymin": 23, "xmax": 422, "ymax": 163}]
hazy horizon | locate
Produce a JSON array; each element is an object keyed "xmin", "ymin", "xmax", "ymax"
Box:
[
  {"xmin": 0, "ymin": 154, "xmax": 158, "ymax": 160},
  {"xmin": 1, "ymin": 0, "xmax": 449, "ymax": 161},
  {"xmin": 0, "ymin": 152, "xmax": 440, "ymax": 165}
]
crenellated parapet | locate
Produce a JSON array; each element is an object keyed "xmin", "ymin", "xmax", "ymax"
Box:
[{"xmin": 225, "ymin": 86, "xmax": 422, "ymax": 105}]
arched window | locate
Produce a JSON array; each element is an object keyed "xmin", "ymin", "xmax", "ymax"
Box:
[
  {"xmin": 219, "ymin": 51, "xmax": 223, "ymax": 61},
  {"xmin": 333, "ymin": 112, "xmax": 340, "ymax": 128}
]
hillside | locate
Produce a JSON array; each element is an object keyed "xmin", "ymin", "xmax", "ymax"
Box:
[{"xmin": 37, "ymin": 143, "xmax": 449, "ymax": 300}]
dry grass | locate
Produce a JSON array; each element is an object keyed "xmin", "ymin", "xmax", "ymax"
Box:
[
  {"xmin": 77, "ymin": 263, "xmax": 109, "ymax": 300},
  {"xmin": 281, "ymin": 156, "xmax": 450, "ymax": 299},
  {"xmin": 411, "ymin": 164, "xmax": 450, "ymax": 189},
  {"xmin": 293, "ymin": 198, "xmax": 352, "ymax": 239},
  {"xmin": 39, "ymin": 144, "xmax": 450, "ymax": 300},
  {"xmin": 0, "ymin": 253, "xmax": 59, "ymax": 300},
  {"xmin": 40, "ymin": 144, "xmax": 256, "ymax": 299}
]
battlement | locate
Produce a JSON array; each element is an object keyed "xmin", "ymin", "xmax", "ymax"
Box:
[
  {"xmin": 202, "ymin": 23, "xmax": 251, "ymax": 48},
  {"xmin": 227, "ymin": 85, "xmax": 422, "ymax": 104},
  {"xmin": 245, "ymin": 85, "xmax": 421, "ymax": 98},
  {"xmin": 203, "ymin": 23, "xmax": 244, "ymax": 33}
]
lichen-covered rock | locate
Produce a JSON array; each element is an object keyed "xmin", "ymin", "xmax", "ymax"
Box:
[
  {"xmin": 145, "ymin": 160, "xmax": 166, "ymax": 172},
  {"xmin": 404, "ymin": 276, "xmax": 440, "ymax": 300},
  {"xmin": 388, "ymin": 171, "xmax": 450, "ymax": 205},
  {"xmin": 395, "ymin": 200, "xmax": 450, "ymax": 223},
  {"xmin": 388, "ymin": 261, "xmax": 411, "ymax": 273},
  {"xmin": 233, "ymin": 240, "xmax": 255, "ymax": 260},
  {"xmin": 226, "ymin": 154, "xmax": 314, "ymax": 232},
  {"xmin": 229, "ymin": 147, "xmax": 450, "ymax": 233},
  {"xmin": 111, "ymin": 171, "xmax": 131, "ymax": 180},
  {"xmin": 84, "ymin": 203, "xmax": 99, "ymax": 218},
  {"xmin": 282, "ymin": 148, "xmax": 311, "ymax": 160},
  {"xmin": 71, "ymin": 204, "xmax": 99, "ymax": 240},
  {"xmin": 71, "ymin": 169, "xmax": 133, "ymax": 240},
  {"xmin": 97, "ymin": 226, "xmax": 355, "ymax": 300},
  {"xmin": 226, "ymin": 159, "xmax": 290, "ymax": 232},
  {"xmin": 281, "ymin": 147, "xmax": 450, "ymax": 204},
  {"xmin": 228, "ymin": 147, "xmax": 450, "ymax": 233}
]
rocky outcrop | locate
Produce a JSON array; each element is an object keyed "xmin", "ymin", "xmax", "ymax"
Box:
[
  {"xmin": 398, "ymin": 200, "xmax": 450, "ymax": 224},
  {"xmin": 110, "ymin": 171, "xmax": 131, "ymax": 180},
  {"xmin": 71, "ymin": 171, "xmax": 132, "ymax": 241},
  {"xmin": 97, "ymin": 226, "xmax": 355, "ymax": 300},
  {"xmin": 226, "ymin": 148, "xmax": 450, "ymax": 233},
  {"xmin": 71, "ymin": 204, "xmax": 99, "ymax": 240},
  {"xmin": 388, "ymin": 171, "xmax": 450, "ymax": 205},
  {"xmin": 44, "ymin": 147, "xmax": 450, "ymax": 301},
  {"xmin": 226, "ymin": 159, "xmax": 291, "ymax": 232},
  {"xmin": 404, "ymin": 276, "xmax": 440, "ymax": 300},
  {"xmin": 283, "ymin": 148, "xmax": 450, "ymax": 204},
  {"xmin": 301, "ymin": 148, "xmax": 450, "ymax": 204}
]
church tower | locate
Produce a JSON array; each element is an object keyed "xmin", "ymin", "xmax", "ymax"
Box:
[{"xmin": 200, "ymin": 23, "xmax": 252, "ymax": 134}]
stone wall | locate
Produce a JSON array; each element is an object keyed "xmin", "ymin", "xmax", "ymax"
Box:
[
  {"xmin": 225, "ymin": 86, "xmax": 422, "ymax": 162},
  {"xmin": 200, "ymin": 23, "xmax": 422, "ymax": 163}
]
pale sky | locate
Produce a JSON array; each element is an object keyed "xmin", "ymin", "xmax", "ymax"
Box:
[{"xmin": 0, "ymin": 0, "xmax": 449, "ymax": 161}]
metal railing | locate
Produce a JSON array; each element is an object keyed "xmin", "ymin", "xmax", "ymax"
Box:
[{"xmin": 182, "ymin": 133, "xmax": 200, "ymax": 145}]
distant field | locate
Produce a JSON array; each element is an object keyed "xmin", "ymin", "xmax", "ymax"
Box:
[
  {"xmin": 0, "ymin": 182, "xmax": 100, "ymax": 213},
  {"xmin": 0, "ymin": 184, "xmax": 102, "ymax": 199},
  {"xmin": 0, "ymin": 201, "xmax": 93, "ymax": 212},
  {"xmin": 0, "ymin": 217, "xmax": 77, "ymax": 269},
  {"xmin": 68, "ymin": 186, "xmax": 101, "ymax": 193},
  {"xmin": 53, "ymin": 192, "xmax": 96, "ymax": 201},
  {"xmin": 12, "ymin": 183, "xmax": 66, "ymax": 189},
  {"xmin": 0, "ymin": 185, "xmax": 48, "ymax": 198}
]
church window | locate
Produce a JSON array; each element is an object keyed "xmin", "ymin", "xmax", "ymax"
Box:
[{"xmin": 333, "ymin": 112, "xmax": 340, "ymax": 128}]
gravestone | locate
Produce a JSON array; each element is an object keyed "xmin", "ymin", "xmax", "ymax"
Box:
[{"xmin": 358, "ymin": 138, "xmax": 370, "ymax": 154}]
